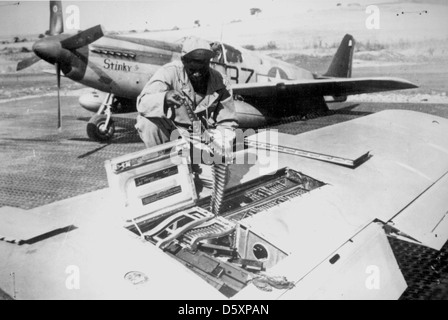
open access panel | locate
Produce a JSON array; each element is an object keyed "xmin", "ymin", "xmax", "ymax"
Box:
[{"xmin": 105, "ymin": 140, "xmax": 325, "ymax": 297}]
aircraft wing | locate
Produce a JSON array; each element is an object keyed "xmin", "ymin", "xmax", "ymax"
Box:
[
  {"xmin": 232, "ymin": 77, "xmax": 418, "ymax": 98},
  {"xmin": 243, "ymin": 110, "xmax": 448, "ymax": 251},
  {"xmin": 1, "ymin": 110, "xmax": 447, "ymax": 300}
]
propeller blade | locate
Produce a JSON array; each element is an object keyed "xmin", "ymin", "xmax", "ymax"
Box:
[
  {"xmin": 60, "ymin": 25, "xmax": 104, "ymax": 50},
  {"xmin": 56, "ymin": 62, "xmax": 62, "ymax": 129},
  {"xmin": 17, "ymin": 55, "xmax": 41, "ymax": 71}
]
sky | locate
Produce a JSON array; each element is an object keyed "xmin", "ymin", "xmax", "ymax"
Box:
[
  {"xmin": 0, "ymin": 0, "xmax": 398, "ymax": 38},
  {"xmin": 0, "ymin": 0, "xmax": 296, "ymax": 38},
  {"xmin": 0, "ymin": 0, "xmax": 446, "ymax": 41}
]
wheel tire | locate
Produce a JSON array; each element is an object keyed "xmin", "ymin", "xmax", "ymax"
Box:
[{"xmin": 87, "ymin": 114, "xmax": 115, "ymax": 142}]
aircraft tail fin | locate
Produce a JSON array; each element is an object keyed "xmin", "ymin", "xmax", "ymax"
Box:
[
  {"xmin": 324, "ymin": 34, "xmax": 355, "ymax": 78},
  {"xmin": 48, "ymin": 1, "xmax": 64, "ymax": 36}
]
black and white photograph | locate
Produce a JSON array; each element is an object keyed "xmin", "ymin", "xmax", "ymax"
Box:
[{"xmin": 0, "ymin": 0, "xmax": 447, "ymax": 302}]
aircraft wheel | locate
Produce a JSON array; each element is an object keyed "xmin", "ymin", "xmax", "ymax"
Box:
[{"xmin": 87, "ymin": 114, "xmax": 115, "ymax": 142}]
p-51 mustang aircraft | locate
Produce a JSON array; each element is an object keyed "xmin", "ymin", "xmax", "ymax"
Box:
[
  {"xmin": 5, "ymin": 1, "xmax": 448, "ymax": 301},
  {"xmin": 17, "ymin": 1, "xmax": 417, "ymax": 142}
]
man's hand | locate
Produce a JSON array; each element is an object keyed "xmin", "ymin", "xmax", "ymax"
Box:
[{"xmin": 164, "ymin": 90, "xmax": 185, "ymax": 109}]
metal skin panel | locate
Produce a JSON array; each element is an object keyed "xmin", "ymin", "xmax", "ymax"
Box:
[
  {"xmin": 105, "ymin": 140, "xmax": 197, "ymax": 225},
  {"xmin": 243, "ymin": 110, "xmax": 448, "ymax": 238},
  {"xmin": 390, "ymin": 172, "xmax": 448, "ymax": 250},
  {"xmin": 280, "ymin": 223, "xmax": 407, "ymax": 300},
  {"xmin": 236, "ymin": 225, "xmax": 288, "ymax": 270},
  {"xmin": 231, "ymin": 186, "xmax": 372, "ymax": 299},
  {"xmin": 0, "ymin": 189, "xmax": 223, "ymax": 300},
  {"xmin": 236, "ymin": 223, "xmax": 407, "ymax": 300},
  {"xmin": 0, "ymin": 207, "xmax": 71, "ymax": 244}
]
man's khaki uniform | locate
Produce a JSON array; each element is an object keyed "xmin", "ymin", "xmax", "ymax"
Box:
[{"xmin": 136, "ymin": 60, "xmax": 238, "ymax": 148}]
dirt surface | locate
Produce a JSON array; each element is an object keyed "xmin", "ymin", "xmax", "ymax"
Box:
[{"xmin": 0, "ymin": 73, "xmax": 84, "ymax": 100}]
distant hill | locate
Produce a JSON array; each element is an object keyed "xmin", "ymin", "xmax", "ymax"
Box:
[{"xmin": 407, "ymin": 0, "xmax": 448, "ymax": 5}]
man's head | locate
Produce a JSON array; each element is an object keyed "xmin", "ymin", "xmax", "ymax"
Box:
[{"xmin": 181, "ymin": 37, "xmax": 214, "ymax": 84}]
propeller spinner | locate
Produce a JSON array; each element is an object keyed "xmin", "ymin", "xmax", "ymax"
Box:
[{"xmin": 17, "ymin": 25, "xmax": 104, "ymax": 129}]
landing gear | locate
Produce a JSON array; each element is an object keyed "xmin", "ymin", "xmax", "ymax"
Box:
[
  {"xmin": 87, "ymin": 114, "xmax": 115, "ymax": 142},
  {"xmin": 87, "ymin": 93, "xmax": 116, "ymax": 142}
]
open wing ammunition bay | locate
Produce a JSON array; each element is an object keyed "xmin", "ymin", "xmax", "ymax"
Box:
[{"xmin": 105, "ymin": 140, "xmax": 325, "ymax": 297}]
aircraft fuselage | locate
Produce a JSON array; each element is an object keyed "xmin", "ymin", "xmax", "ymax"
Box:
[{"xmin": 67, "ymin": 34, "xmax": 315, "ymax": 100}]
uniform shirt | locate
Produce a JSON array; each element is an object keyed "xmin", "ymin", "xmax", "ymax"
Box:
[{"xmin": 137, "ymin": 60, "xmax": 238, "ymax": 129}]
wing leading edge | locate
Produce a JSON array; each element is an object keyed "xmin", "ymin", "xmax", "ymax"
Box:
[{"xmin": 233, "ymin": 77, "xmax": 418, "ymax": 98}]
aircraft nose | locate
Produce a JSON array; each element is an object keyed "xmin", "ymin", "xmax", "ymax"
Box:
[{"xmin": 33, "ymin": 40, "xmax": 63, "ymax": 63}]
